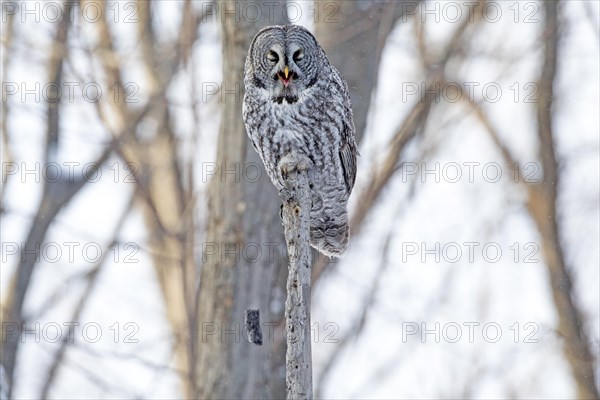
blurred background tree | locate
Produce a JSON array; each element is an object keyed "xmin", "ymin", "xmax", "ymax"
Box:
[{"xmin": 1, "ymin": 1, "xmax": 598, "ymax": 399}]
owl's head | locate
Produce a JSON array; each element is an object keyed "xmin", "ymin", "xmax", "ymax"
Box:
[{"xmin": 246, "ymin": 25, "xmax": 326, "ymax": 104}]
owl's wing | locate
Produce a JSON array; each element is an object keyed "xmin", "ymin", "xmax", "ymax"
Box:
[
  {"xmin": 339, "ymin": 120, "xmax": 358, "ymax": 194},
  {"xmin": 330, "ymin": 63, "xmax": 359, "ymax": 194},
  {"xmin": 242, "ymin": 93, "xmax": 259, "ymax": 153}
]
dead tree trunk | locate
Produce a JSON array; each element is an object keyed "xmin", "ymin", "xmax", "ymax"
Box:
[{"xmin": 280, "ymin": 167, "xmax": 313, "ymax": 399}]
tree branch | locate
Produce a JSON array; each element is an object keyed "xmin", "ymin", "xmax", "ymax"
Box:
[
  {"xmin": 535, "ymin": 3, "xmax": 599, "ymax": 398},
  {"xmin": 39, "ymin": 194, "xmax": 134, "ymax": 398},
  {"xmin": 1, "ymin": 7, "xmax": 73, "ymax": 394}
]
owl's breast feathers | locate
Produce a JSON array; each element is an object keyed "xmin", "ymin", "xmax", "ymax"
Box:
[{"xmin": 244, "ymin": 72, "xmax": 356, "ymax": 197}]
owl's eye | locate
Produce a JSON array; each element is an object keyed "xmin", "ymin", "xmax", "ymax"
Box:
[
  {"xmin": 266, "ymin": 51, "xmax": 279, "ymax": 63},
  {"xmin": 293, "ymin": 49, "xmax": 304, "ymax": 62}
]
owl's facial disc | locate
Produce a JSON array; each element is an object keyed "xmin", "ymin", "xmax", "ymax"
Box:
[{"xmin": 264, "ymin": 47, "xmax": 294, "ymax": 87}]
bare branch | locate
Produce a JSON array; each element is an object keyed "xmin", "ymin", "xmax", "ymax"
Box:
[
  {"xmin": 40, "ymin": 195, "xmax": 135, "ymax": 398},
  {"xmin": 1, "ymin": 7, "xmax": 73, "ymax": 394},
  {"xmin": 443, "ymin": 4, "xmax": 599, "ymax": 395},
  {"xmin": 533, "ymin": 3, "xmax": 598, "ymax": 398}
]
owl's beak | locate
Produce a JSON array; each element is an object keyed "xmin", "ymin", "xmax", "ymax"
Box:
[{"xmin": 278, "ymin": 66, "xmax": 292, "ymax": 87}]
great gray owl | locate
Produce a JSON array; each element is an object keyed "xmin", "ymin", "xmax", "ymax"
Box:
[{"xmin": 242, "ymin": 25, "xmax": 358, "ymax": 257}]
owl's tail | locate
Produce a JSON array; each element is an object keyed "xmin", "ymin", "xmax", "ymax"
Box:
[{"xmin": 309, "ymin": 217, "xmax": 349, "ymax": 258}]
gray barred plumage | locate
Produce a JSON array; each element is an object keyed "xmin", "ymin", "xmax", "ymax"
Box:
[{"xmin": 242, "ymin": 25, "xmax": 358, "ymax": 257}]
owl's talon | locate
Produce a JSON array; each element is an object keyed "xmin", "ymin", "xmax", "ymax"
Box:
[{"xmin": 278, "ymin": 154, "xmax": 311, "ymax": 185}]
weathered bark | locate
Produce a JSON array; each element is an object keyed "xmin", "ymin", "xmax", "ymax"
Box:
[
  {"xmin": 194, "ymin": 2, "xmax": 290, "ymax": 399},
  {"xmin": 280, "ymin": 167, "xmax": 313, "ymax": 399},
  {"xmin": 530, "ymin": 3, "xmax": 599, "ymax": 398}
]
